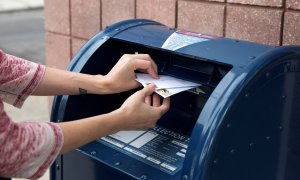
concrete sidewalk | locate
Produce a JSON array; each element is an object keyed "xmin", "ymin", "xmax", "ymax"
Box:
[{"xmin": 0, "ymin": 0, "xmax": 44, "ymax": 13}]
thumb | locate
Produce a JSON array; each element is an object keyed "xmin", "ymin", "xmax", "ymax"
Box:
[{"xmin": 140, "ymin": 84, "xmax": 156, "ymax": 97}]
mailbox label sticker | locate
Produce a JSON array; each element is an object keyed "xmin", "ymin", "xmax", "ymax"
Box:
[
  {"xmin": 162, "ymin": 29, "xmax": 217, "ymax": 51},
  {"xmin": 97, "ymin": 126, "xmax": 190, "ymax": 175}
]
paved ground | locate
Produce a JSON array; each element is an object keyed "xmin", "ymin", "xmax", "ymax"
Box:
[
  {"xmin": 0, "ymin": 9, "xmax": 45, "ymax": 64},
  {"xmin": 0, "ymin": 7, "xmax": 50, "ymax": 180}
]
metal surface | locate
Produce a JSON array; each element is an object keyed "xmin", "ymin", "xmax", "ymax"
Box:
[
  {"xmin": 184, "ymin": 46, "xmax": 300, "ymax": 180},
  {"xmin": 51, "ymin": 19, "xmax": 300, "ymax": 180}
]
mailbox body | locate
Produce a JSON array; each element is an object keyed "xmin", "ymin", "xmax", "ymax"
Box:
[{"xmin": 50, "ymin": 19, "xmax": 300, "ymax": 180}]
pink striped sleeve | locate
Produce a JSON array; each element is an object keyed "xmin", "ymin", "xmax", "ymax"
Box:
[
  {"xmin": 0, "ymin": 101, "xmax": 64, "ymax": 179},
  {"xmin": 0, "ymin": 50, "xmax": 45, "ymax": 108}
]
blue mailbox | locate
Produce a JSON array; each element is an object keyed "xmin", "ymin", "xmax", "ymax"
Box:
[{"xmin": 50, "ymin": 19, "xmax": 300, "ymax": 180}]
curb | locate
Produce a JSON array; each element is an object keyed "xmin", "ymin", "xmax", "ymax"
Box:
[{"xmin": 0, "ymin": 6, "xmax": 43, "ymax": 14}]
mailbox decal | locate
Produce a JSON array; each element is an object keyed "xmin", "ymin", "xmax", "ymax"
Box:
[{"xmin": 98, "ymin": 125, "xmax": 189, "ymax": 175}]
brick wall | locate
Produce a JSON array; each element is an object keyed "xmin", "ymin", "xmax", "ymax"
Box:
[{"xmin": 44, "ymin": 0, "xmax": 300, "ymax": 69}]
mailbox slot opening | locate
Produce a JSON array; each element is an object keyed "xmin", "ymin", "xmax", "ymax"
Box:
[{"xmin": 68, "ymin": 39, "xmax": 232, "ymax": 136}]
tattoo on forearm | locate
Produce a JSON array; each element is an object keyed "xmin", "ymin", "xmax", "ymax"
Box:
[{"xmin": 79, "ymin": 88, "xmax": 87, "ymax": 95}]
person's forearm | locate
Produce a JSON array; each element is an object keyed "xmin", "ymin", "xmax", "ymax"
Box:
[
  {"xmin": 33, "ymin": 67, "xmax": 111, "ymax": 95},
  {"xmin": 58, "ymin": 109, "xmax": 123, "ymax": 154}
]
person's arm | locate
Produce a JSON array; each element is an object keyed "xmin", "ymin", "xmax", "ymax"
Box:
[
  {"xmin": 58, "ymin": 84, "xmax": 170, "ymax": 154},
  {"xmin": 32, "ymin": 53, "xmax": 168, "ymax": 154},
  {"xmin": 32, "ymin": 67, "xmax": 109, "ymax": 95},
  {"xmin": 33, "ymin": 54, "xmax": 159, "ymax": 96}
]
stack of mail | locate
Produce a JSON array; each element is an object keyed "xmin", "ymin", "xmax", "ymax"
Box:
[{"xmin": 135, "ymin": 73, "xmax": 201, "ymax": 98}]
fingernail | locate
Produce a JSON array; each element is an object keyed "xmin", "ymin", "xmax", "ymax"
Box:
[{"xmin": 147, "ymin": 83, "xmax": 156, "ymax": 88}]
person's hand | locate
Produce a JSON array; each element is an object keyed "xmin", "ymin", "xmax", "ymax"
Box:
[
  {"xmin": 103, "ymin": 54, "xmax": 159, "ymax": 94},
  {"xmin": 114, "ymin": 84, "xmax": 170, "ymax": 131}
]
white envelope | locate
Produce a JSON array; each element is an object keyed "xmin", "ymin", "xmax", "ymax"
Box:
[
  {"xmin": 135, "ymin": 73, "xmax": 200, "ymax": 89},
  {"xmin": 135, "ymin": 73, "xmax": 201, "ymax": 98}
]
